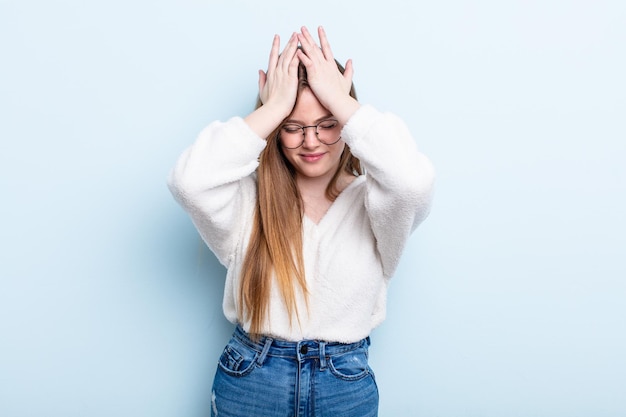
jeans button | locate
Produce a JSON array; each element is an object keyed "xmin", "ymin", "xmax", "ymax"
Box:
[{"xmin": 300, "ymin": 345, "xmax": 308, "ymax": 354}]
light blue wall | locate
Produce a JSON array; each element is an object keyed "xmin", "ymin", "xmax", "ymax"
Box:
[{"xmin": 1, "ymin": 0, "xmax": 624, "ymax": 416}]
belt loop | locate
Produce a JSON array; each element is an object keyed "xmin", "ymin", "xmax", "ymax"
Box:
[
  {"xmin": 319, "ymin": 341, "xmax": 327, "ymax": 371},
  {"xmin": 256, "ymin": 337, "xmax": 273, "ymax": 367}
]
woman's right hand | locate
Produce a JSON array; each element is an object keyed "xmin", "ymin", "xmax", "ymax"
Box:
[
  {"xmin": 245, "ymin": 33, "xmax": 299, "ymax": 139},
  {"xmin": 258, "ymin": 33, "xmax": 300, "ymax": 117}
]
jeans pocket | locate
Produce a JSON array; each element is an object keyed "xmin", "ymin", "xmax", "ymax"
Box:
[
  {"xmin": 217, "ymin": 339, "xmax": 259, "ymax": 377},
  {"xmin": 327, "ymin": 349, "xmax": 370, "ymax": 381}
]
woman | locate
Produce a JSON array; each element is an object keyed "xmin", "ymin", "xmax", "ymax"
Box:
[{"xmin": 168, "ymin": 26, "xmax": 435, "ymax": 417}]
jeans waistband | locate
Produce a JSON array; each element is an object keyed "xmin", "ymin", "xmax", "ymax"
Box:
[{"xmin": 233, "ymin": 325, "xmax": 370, "ymax": 363}]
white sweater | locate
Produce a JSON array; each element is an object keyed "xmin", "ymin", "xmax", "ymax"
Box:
[{"xmin": 168, "ymin": 105, "xmax": 435, "ymax": 343}]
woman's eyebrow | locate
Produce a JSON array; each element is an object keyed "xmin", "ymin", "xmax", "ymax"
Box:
[{"xmin": 283, "ymin": 114, "xmax": 334, "ymax": 124}]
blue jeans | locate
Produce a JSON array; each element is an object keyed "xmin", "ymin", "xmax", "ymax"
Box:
[{"xmin": 211, "ymin": 326, "xmax": 379, "ymax": 417}]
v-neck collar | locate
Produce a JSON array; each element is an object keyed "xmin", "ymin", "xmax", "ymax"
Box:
[{"xmin": 302, "ymin": 176, "xmax": 365, "ymax": 229}]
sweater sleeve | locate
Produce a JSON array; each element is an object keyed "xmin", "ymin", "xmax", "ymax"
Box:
[
  {"xmin": 167, "ymin": 117, "xmax": 267, "ymax": 267},
  {"xmin": 341, "ymin": 105, "xmax": 435, "ymax": 278}
]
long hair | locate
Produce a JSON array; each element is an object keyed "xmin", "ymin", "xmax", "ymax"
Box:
[{"xmin": 239, "ymin": 60, "xmax": 363, "ymax": 337}]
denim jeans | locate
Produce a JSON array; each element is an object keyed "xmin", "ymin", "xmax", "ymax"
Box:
[{"xmin": 211, "ymin": 325, "xmax": 379, "ymax": 417}]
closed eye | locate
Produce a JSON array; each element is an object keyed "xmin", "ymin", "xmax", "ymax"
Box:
[
  {"xmin": 318, "ymin": 120, "xmax": 338, "ymax": 129},
  {"xmin": 282, "ymin": 124, "xmax": 303, "ymax": 134}
]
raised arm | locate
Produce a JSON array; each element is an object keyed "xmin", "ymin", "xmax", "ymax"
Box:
[
  {"xmin": 297, "ymin": 25, "xmax": 434, "ymax": 276},
  {"xmin": 168, "ymin": 33, "xmax": 301, "ymax": 266},
  {"xmin": 342, "ymin": 105, "xmax": 435, "ymax": 277}
]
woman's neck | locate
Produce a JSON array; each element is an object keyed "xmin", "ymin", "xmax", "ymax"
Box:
[
  {"xmin": 296, "ymin": 174, "xmax": 332, "ymax": 200},
  {"xmin": 296, "ymin": 172, "xmax": 355, "ymax": 224}
]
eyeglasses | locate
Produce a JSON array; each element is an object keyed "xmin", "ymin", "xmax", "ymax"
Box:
[{"xmin": 279, "ymin": 119, "xmax": 342, "ymax": 149}]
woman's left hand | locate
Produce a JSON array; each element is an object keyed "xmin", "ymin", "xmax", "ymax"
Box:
[{"xmin": 297, "ymin": 26, "xmax": 359, "ymax": 121}]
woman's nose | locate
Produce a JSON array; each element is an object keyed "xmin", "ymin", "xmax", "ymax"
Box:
[{"xmin": 301, "ymin": 127, "xmax": 320, "ymax": 148}]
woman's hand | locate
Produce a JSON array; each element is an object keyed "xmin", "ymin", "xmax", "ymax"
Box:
[
  {"xmin": 296, "ymin": 26, "xmax": 360, "ymax": 123},
  {"xmin": 245, "ymin": 33, "xmax": 299, "ymax": 139},
  {"xmin": 258, "ymin": 33, "xmax": 300, "ymax": 117}
]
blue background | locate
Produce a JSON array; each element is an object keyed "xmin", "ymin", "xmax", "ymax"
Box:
[{"xmin": 1, "ymin": 0, "xmax": 624, "ymax": 415}]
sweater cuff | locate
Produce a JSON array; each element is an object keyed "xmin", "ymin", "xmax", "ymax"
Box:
[
  {"xmin": 222, "ymin": 116, "xmax": 268, "ymax": 160},
  {"xmin": 340, "ymin": 104, "xmax": 381, "ymax": 146}
]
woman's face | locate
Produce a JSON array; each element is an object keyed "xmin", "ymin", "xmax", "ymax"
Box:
[{"xmin": 279, "ymin": 88, "xmax": 345, "ymax": 184}]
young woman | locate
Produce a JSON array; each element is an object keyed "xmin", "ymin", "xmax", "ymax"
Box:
[{"xmin": 168, "ymin": 26, "xmax": 435, "ymax": 417}]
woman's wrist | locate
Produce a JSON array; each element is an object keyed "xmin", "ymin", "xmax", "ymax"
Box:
[
  {"xmin": 327, "ymin": 95, "xmax": 361, "ymax": 126},
  {"xmin": 244, "ymin": 103, "xmax": 290, "ymax": 139}
]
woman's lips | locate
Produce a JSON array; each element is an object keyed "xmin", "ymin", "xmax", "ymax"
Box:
[{"xmin": 300, "ymin": 152, "xmax": 326, "ymax": 162}]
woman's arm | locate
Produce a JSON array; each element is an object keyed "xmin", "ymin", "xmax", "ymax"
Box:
[
  {"xmin": 297, "ymin": 26, "xmax": 435, "ymax": 276},
  {"xmin": 168, "ymin": 33, "xmax": 301, "ymax": 266},
  {"xmin": 342, "ymin": 105, "xmax": 436, "ymax": 278},
  {"xmin": 168, "ymin": 118, "xmax": 266, "ymax": 266}
]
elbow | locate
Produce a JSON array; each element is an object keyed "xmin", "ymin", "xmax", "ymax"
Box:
[
  {"xmin": 398, "ymin": 151, "xmax": 436, "ymax": 204},
  {"xmin": 403, "ymin": 154, "xmax": 436, "ymax": 229},
  {"xmin": 167, "ymin": 168, "xmax": 192, "ymax": 207}
]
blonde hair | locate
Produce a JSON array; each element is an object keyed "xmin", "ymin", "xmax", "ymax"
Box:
[{"xmin": 239, "ymin": 61, "xmax": 362, "ymax": 337}]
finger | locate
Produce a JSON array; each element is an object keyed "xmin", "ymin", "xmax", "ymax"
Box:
[
  {"xmin": 279, "ymin": 33, "xmax": 298, "ymax": 71},
  {"xmin": 287, "ymin": 49, "xmax": 300, "ymax": 75},
  {"xmin": 296, "ymin": 49, "xmax": 313, "ymax": 69},
  {"xmin": 296, "ymin": 35, "xmax": 321, "ymax": 66},
  {"xmin": 299, "ymin": 26, "xmax": 315, "ymax": 47},
  {"xmin": 297, "ymin": 26, "xmax": 321, "ymax": 59},
  {"xmin": 343, "ymin": 59, "xmax": 354, "ymax": 83},
  {"xmin": 258, "ymin": 69, "xmax": 267, "ymax": 93},
  {"xmin": 267, "ymin": 34, "xmax": 280, "ymax": 74},
  {"xmin": 317, "ymin": 26, "xmax": 334, "ymax": 61}
]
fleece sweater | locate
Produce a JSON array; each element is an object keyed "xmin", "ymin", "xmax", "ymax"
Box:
[{"xmin": 168, "ymin": 105, "xmax": 435, "ymax": 343}]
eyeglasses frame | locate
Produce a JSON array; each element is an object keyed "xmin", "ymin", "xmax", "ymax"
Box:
[{"xmin": 278, "ymin": 118, "xmax": 342, "ymax": 149}]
